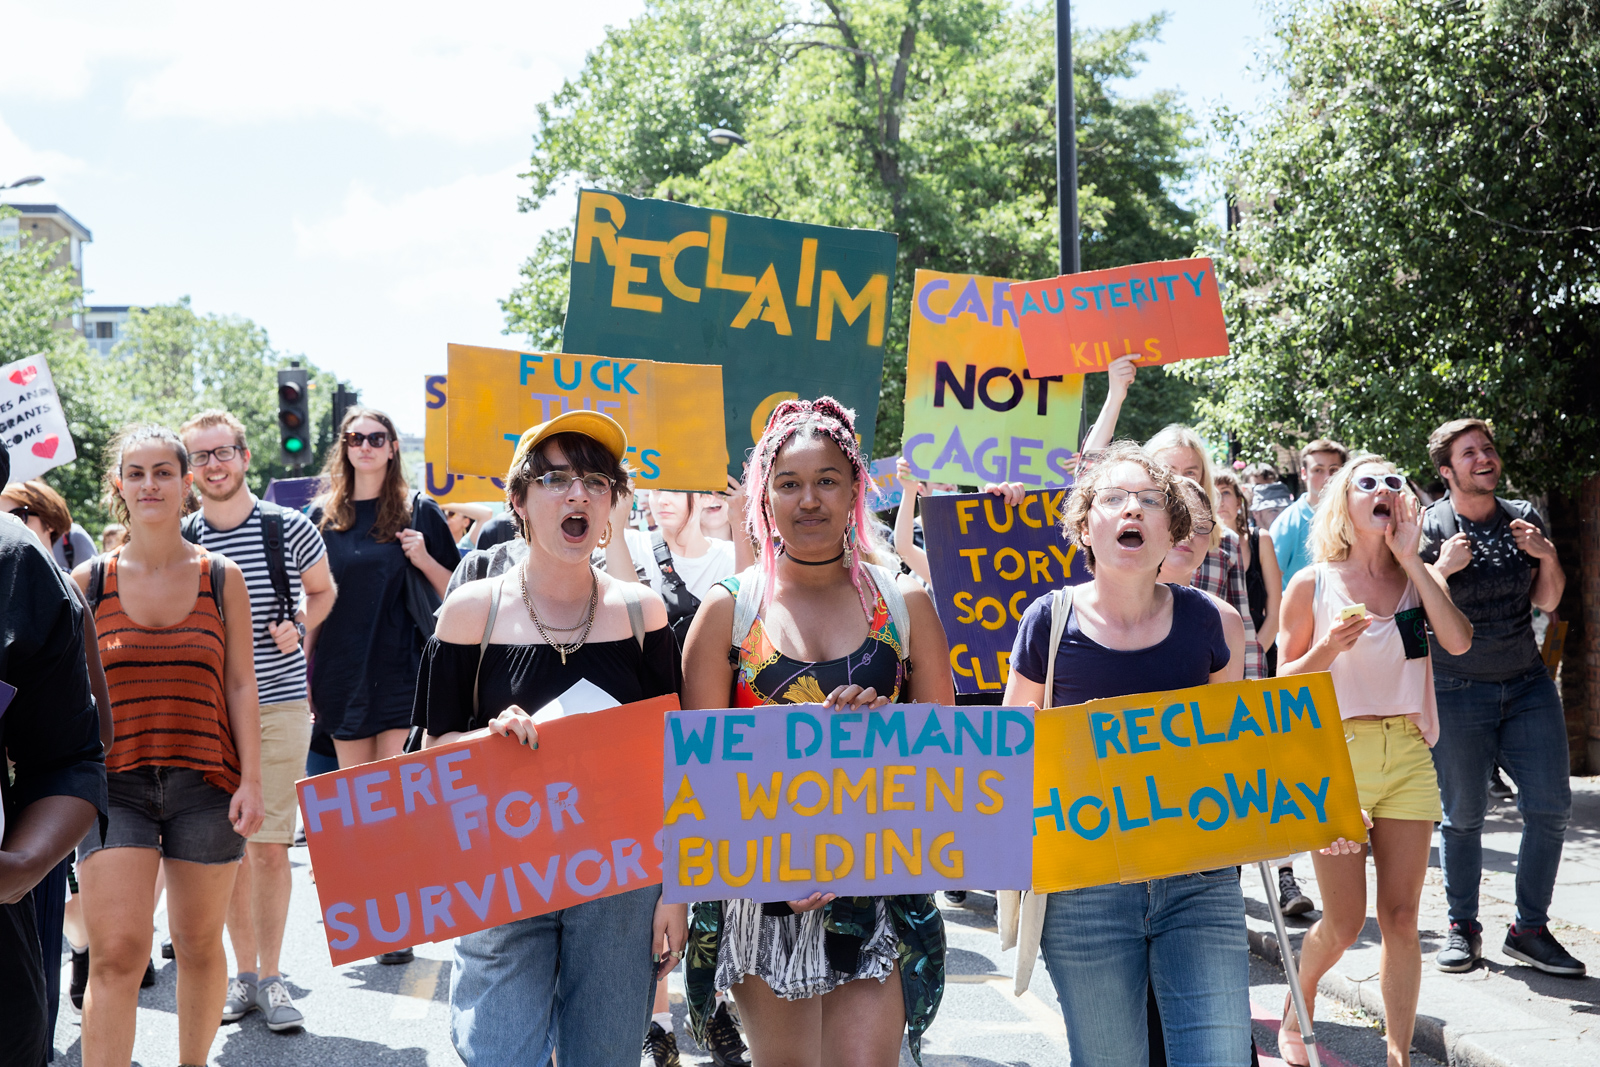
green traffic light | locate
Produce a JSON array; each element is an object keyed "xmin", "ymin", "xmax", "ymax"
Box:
[{"xmin": 285, "ymin": 438, "xmax": 305, "ymax": 452}]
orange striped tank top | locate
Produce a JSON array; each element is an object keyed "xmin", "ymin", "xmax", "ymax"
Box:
[{"xmin": 95, "ymin": 547, "xmax": 240, "ymax": 793}]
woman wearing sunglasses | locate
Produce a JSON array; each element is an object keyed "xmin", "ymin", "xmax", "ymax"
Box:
[
  {"xmin": 414, "ymin": 411, "xmax": 683, "ymax": 1066},
  {"xmin": 308, "ymin": 408, "xmax": 458, "ymax": 798},
  {"xmin": 1277, "ymin": 459, "xmax": 1472, "ymax": 1067}
]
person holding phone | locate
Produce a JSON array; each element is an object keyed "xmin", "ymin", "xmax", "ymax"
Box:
[{"xmin": 1277, "ymin": 457, "xmax": 1472, "ymax": 1066}]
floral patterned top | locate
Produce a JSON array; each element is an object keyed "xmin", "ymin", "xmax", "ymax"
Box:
[{"xmin": 685, "ymin": 572, "xmax": 946, "ymax": 1063}]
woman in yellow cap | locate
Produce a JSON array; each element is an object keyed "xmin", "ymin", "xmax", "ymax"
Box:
[{"xmin": 413, "ymin": 410, "xmax": 685, "ymax": 1067}]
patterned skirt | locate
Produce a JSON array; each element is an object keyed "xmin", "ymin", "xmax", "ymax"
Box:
[{"xmin": 713, "ymin": 897, "xmax": 900, "ymax": 1000}]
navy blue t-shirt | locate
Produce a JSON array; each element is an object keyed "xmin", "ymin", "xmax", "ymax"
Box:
[{"xmin": 1011, "ymin": 583, "xmax": 1231, "ymax": 707}]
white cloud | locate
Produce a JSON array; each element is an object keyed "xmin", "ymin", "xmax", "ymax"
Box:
[
  {"xmin": 0, "ymin": 0, "xmax": 644, "ymax": 142},
  {"xmin": 0, "ymin": 113, "xmax": 87, "ymax": 185}
]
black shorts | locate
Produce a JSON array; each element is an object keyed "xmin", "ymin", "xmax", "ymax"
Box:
[{"xmin": 77, "ymin": 766, "xmax": 244, "ymax": 865}]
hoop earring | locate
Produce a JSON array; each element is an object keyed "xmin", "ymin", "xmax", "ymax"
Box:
[{"xmin": 597, "ymin": 522, "xmax": 613, "ymax": 549}]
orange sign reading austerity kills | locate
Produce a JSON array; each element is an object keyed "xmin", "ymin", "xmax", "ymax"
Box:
[
  {"xmin": 1011, "ymin": 257, "xmax": 1230, "ymax": 377},
  {"xmin": 298, "ymin": 696, "xmax": 675, "ymax": 965}
]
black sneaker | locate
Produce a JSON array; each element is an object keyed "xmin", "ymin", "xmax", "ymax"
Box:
[
  {"xmin": 1503, "ymin": 924, "xmax": 1587, "ymax": 977},
  {"xmin": 1435, "ymin": 922, "xmax": 1482, "ymax": 972},
  {"xmin": 943, "ymin": 890, "xmax": 968, "ymax": 906},
  {"xmin": 643, "ymin": 1021, "xmax": 681, "ymax": 1067},
  {"xmin": 377, "ymin": 947, "xmax": 414, "ymax": 965},
  {"xmin": 69, "ymin": 948, "xmax": 89, "ymax": 1013},
  {"xmin": 704, "ymin": 1001, "xmax": 751, "ymax": 1067},
  {"xmin": 141, "ymin": 958, "xmax": 157, "ymax": 988},
  {"xmin": 1488, "ymin": 767, "xmax": 1515, "ymax": 801},
  {"xmin": 160, "ymin": 937, "xmax": 174, "ymax": 960},
  {"xmin": 1278, "ymin": 867, "xmax": 1314, "ymax": 917}
]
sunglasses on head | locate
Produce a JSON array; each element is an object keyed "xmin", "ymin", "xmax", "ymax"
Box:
[
  {"xmin": 1355, "ymin": 474, "xmax": 1406, "ymax": 493},
  {"xmin": 344, "ymin": 431, "xmax": 391, "ymax": 449}
]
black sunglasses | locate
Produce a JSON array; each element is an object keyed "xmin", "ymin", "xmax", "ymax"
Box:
[
  {"xmin": 7, "ymin": 505, "xmax": 36, "ymax": 521},
  {"xmin": 344, "ymin": 431, "xmax": 392, "ymax": 449}
]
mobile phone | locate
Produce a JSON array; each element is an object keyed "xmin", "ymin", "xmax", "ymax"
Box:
[{"xmin": 1339, "ymin": 604, "xmax": 1367, "ymax": 622}]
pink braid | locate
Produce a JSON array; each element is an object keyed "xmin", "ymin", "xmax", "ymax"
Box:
[{"xmin": 741, "ymin": 397, "xmax": 882, "ymax": 619}]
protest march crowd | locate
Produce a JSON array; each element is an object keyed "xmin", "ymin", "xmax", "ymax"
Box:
[{"xmin": 0, "ymin": 268, "xmax": 1584, "ymax": 1067}]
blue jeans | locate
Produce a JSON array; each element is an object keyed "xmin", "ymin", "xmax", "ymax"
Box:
[
  {"xmin": 450, "ymin": 884, "xmax": 660, "ymax": 1067},
  {"xmin": 1039, "ymin": 870, "xmax": 1251, "ymax": 1067},
  {"xmin": 1431, "ymin": 666, "xmax": 1572, "ymax": 929}
]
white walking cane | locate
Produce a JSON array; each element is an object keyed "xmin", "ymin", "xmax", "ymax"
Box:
[{"xmin": 1259, "ymin": 861, "xmax": 1321, "ymax": 1067}]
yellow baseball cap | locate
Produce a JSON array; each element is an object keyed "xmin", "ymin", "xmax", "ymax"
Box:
[{"xmin": 510, "ymin": 409, "xmax": 628, "ymax": 467}]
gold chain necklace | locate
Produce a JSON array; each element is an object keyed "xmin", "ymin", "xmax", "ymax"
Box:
[{"xmin": 520, "ymin": 563, "xmax": 598, "ymax": 665}]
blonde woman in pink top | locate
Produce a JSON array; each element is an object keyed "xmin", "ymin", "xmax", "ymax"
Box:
[{"xmin": 1277, "ymin": 456, "xmax": 1472, "ymax": 1067}]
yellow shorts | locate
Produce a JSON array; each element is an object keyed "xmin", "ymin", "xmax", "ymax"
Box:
[
  {"xmin": 254, "ymin": 700, "xmax": 313, "ymax": 845},
  {"xmin": 1344, "ymin": 717, "xmax": 1442, "ymax": 823}
]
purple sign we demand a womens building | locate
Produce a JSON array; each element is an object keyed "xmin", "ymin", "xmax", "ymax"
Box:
[{"xmin": 661, "ymin": 704, "xmax": 1036, "ymax": 902}]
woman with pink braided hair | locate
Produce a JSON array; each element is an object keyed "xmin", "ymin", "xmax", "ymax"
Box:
[{"xmin": 675, "ymin": 397, "xmax": 955, "ymax": 1067}]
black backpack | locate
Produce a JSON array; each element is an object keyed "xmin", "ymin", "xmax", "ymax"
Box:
[
  {"xmin": 181, "ymin": 500, "xmax": 297, "ymax": 623},
  {"xmin": 652, "ymin": 533, "xmax": 702, "ymax": 647}
]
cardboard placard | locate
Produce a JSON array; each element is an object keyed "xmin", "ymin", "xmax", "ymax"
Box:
[
  {"xmin": 299, "ymin": 696, "xmax": 674, "ymax": 965},
  {"xmin": 444, "ymin": 343, "xmax": 729, "ymax": 490},
  {"xmin": 903, "ymin": 270, "xmax": 1083, "ymax": 487},
  {"xmin": 0, "ymin": 355, "xmax": 76, "ymax": 481},
  {"xmin": 562, "ymin": 189, "xmax": 898, "ymax": 472},
  {"xmin": 1011, "ymin": 257, "xmax": 1229, "ymax": 377},
  {"xmin": 920, "ymin": 491, "xmax": 1090, "ymax": 695},
  {"xmin": 424, "ymin": 374, "xmax": 505, "ymax": 505},
  {"xmin": 661, "ymin": 705, "xmax": 1035, "ymax": 902},
  {"xmin": 867, "ymin": 457, "xmax": 903, "ymax": 510},
  {"xmin": 1032, "ymin": 675, "xmax": 1365, "ymax": 892}
]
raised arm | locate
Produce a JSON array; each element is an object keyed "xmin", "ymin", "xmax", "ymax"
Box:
[
  {"xmin": 1388, "ymin": 495, "xmax": 1473, "ymax": 656},
  {"xmin": 1079, "ymin": 355, "xmax": 1138, "ymax": 454},
  {"xmin": 893, "ymin": 458, "xmax": 931, "ymax": 587}
]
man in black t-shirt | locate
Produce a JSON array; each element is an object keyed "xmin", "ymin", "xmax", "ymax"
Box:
[
  {"xmin": 0, "ymin": 444, "xmax": 107, "ymax": 1066},
  {"xmin": 1418, "ymin": 418, "xmax": 1582, "ymax": 978}
]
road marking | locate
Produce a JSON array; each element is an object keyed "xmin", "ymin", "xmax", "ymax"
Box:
[{"xmin": 390, "ymin": 958, "xmax": 445, "ymax": 1020}]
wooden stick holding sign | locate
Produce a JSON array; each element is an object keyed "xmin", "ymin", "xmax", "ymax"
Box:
[{"xmin": 298, "ymin": 695, "xmax": 674, "ymax": 965}]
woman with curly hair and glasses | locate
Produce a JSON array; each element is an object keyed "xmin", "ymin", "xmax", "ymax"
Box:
[
  {"xmin": 1001, "ymin": 441, "xmax": 1253, "ymax": 1067},
  {"xmin": 676, "ymin": 397, "xmax": 955, "ymax": 1067}
]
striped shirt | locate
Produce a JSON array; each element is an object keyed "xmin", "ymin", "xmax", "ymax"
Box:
[
  {"xmin": 95, "ymin": 547, "xmax": 240, "ymax": 793},
  {"xmin": 1192, "ymin": 526, "xmax": 1266, "ymax": 679},
  {"xmin": 190, "ymin": 497, "xmax": 327, "ymax": 704}
]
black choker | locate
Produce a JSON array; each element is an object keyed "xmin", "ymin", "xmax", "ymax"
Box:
[{"xmin": 785, "ymin": 549, "xmax": 845, "ymax": 566}]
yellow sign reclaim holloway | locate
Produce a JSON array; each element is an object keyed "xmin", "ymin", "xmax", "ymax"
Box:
[
  {"xmin": 444, "ymin": 343, "xmax": 730, "ymax": 490},
  {"xmin": 1032, "ymin": 673, "xmax": 1366, "ymax": 892}
]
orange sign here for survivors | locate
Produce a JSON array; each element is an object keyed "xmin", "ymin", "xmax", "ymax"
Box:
[
  {"xmin": 1011, "ymin": 257, "xmax": 1229, "ymax": 377},
  {"xmin": 297, "ymin": 696, "xmax": 675, "ymax": 965}
]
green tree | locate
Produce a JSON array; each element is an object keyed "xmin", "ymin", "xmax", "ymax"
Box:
[
  {"xmin": 503, "ymin": 0, "xmax": 1206, "ymax": 452},
  {"xmin": 1189, "ymin": 0, "xmax": 1599, "ymax": 490}
]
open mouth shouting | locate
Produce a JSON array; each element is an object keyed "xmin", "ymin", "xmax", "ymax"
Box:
[
  {"xmin": 1115, "ymin": 524, "xmax": 1146, "ymax": 550},
  {"xmin": 559, "ymin": 511, "xmax": 591, "ymax": 543},
  {"xmin": 1373, "ymin": 500, "xmax": 1393, "ymax": 521}
]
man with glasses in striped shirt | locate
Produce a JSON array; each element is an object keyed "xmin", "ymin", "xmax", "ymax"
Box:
[{"xmin": 179, "ymin": 410, "xmax": 338, "ymax": 1032}]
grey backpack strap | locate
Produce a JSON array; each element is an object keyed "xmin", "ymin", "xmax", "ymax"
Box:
[
  {"xmin": 1041, "ymin": 585, "xmax": 1075, "ymax": 708},
  {"xmin": 864, "ymin": 563, "xmax": 911, "ymax": 657},
  {"xmin": 730, "ymin": 567, "xmax": 764, "ymax": 650},
  {"xmin": 471, "ymin": 578, "xmax": 504, "ymax": 726},
  {"xmin": 616, "ymin": 574, "xmax": 646, "ymax": 649}
]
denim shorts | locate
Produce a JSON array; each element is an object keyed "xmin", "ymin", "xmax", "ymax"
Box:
[{"xmin": 77, "ymin": 766, "xmax": 245, "ymax": 865}]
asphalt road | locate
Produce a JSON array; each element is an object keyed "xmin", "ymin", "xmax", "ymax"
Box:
[{"xmin": 46, "ymin": 851, "xmax": 1429, "ymax": 1067}]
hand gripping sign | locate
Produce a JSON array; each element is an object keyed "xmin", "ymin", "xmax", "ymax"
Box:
[
  {"xmin": 1011, "ymin": 257, "xmax": 1230, "ymax": 378},
  {"xmin": 298, "ymin": 696, "xmax": 674, "ymax": 965},
  {"xmin": 661, "ymin": 704, "xmax": 1037, "ymax": 902},
  {"xmin": 1032, "ymin": 674, "xmax": 1366, "ymax": 892}
]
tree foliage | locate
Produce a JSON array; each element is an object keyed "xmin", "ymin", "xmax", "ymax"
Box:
[
  {"xmin": 1188, "ymin": 0, "xmax": 1600, "ymax": 491},
  {"xmin": 1, "ymin": 216, "xmax": 337, "ymax": 527},
  {"xmin": 503, "ymin": 0, "xmax": 1205, "ymax": 453}
]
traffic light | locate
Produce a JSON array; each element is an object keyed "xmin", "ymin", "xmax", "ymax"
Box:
[
  {"xmin": 277, "ymin": 364, "xmax": 312, "ymax": 467},
  {"xmin": 331, "ymin": 383, "xmax": 359, "ymax": 437}
]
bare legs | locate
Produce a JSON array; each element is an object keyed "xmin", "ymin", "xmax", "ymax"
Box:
[
  {"xmin": 333, "ymin": 728, "xmax": 408, "ymax": 769},
  {"xmin": 1297, "ymin": 819, "xmax": 1433, "ymax": 1067},
  {"xmin": 80, "ymin": 848, "xmax": 239, "ymax": 1067},
  {"xmin": 729, "ymin": 967, "xmax": 905, "ymax": 1067},
  {"xmin": 226, "ymin": 841, "xmax": 294, "ymax": 978}
]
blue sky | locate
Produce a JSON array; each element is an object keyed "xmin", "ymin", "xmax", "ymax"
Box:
[{"xmin": 0, "ymin": 1, "xmax": 1280, "ymax": 432}]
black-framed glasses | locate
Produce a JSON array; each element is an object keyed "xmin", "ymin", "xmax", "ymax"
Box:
[
  {"xmin": 1093, "ymin": 487, "xmax": 1169, "ymax": 511},
  {"xmin": 1191, "ymin": 519, "xmax": 1216, "ymax": 537},
  {"xmin": 532, "ymin": 471, "xmax": 614, "ymax": 497},
  {"xmin": 188, "ymin": 445, "xmax": 243, "ymax": 466},
  {"xmin": 1355, "ymin": 474, "xmax": 1406, "ymax": 493},
  {"xmin": 344, "ymin": 431, "xmax": 391, "ymax": 449}
]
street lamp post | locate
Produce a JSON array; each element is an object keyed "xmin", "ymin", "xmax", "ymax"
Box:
[
  {"xmin": 0, "ymin": 175, "xmax": 45, "ymax": 201},
  {"xmin": 1057, "ymin": 4, "xmax": 1089, "ymax": 450},
  {"xmin": 706, "ymin": 128, "xmax": 748, "ymax": 148}
]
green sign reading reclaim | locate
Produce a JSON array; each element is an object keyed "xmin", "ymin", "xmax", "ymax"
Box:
[{"xmin": 562, "ymin": 189, "xmax": 898, "ymax": 471}]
